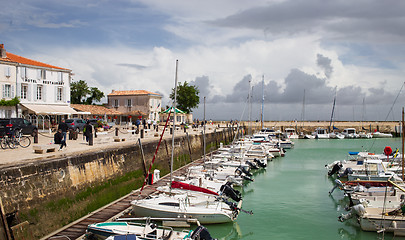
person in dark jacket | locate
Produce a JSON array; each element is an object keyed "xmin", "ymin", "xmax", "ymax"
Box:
[
  {"xmin": 83, "ymin": 120, "xmax": 93, "ymax": 143},
  {"xmin": 142, "ymin": 118, "xmax": 146, "ymax": 129},
  {"xmin": 58, "ymin": 119, "xmax": 68, "ymax": 142},
  {"xmin": 54, "ymin": 129, "xmax": 66, "ymax": 150}
]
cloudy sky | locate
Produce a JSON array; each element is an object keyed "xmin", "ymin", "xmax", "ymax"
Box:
[{"xmin": 2, "ymin": 0, "xmax": 405, "ymax": 121}]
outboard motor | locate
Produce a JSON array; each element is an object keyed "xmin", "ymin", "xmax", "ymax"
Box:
[
  {"xmin": 220, "ymin": 182, "xmax": 242, "ymax": 202},
  {"xmin": 338, "ymin": 168, "xmax": 353, "ymax": 178},
  {"xmin": 236, "ymin": 166, "xmax": 252, "ymax": 177},
  {"xmin": 253, "ymin": 158, "xmax": 267, "ymax": 168},
  {"xmin": 243, "ymin": 175, "xmax": 254, "ymax": 182},
  {"xmin": 245, "ymin": 160, "xmax": 259, "ymax": 170},
  {"xmin": 328, "ymin": 162, "xmax": 343, "ymax": 176},
  {"xmin": 191, "ymin": 226, "xmax": 216, "ymax": 240}
]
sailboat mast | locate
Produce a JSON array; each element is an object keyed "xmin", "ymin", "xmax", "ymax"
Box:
[
  {"xmin": 261, "ymin": 75, "xmax": 264, "ymax": 129},
  {"xmin": 401, "ymin": 108, "xmax": 405, "ymax": 180},
  {"xmin": 248, "ymin": 79, "xmax": 252, "ymax": 136},
  {"xmin": 329, "ymin": 88, "xmax": 337, "ymax": 131},
  {"xmin": 203, "ymin": 96, "xmax": 206, "ymax": 163},
  {"xmin": 170, "ymin": 60, "xmax": 179, "ymax": 189},
  {"xmin": 301, "ymin": 89, "xmax": 306, "ymax": 131}
]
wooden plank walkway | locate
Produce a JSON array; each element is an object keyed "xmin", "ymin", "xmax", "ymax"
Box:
[{"xmin": 40, "ymin": 158, "xmax": 204, "ymax": 240}]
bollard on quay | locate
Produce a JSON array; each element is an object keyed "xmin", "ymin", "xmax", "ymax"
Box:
[
  {"xmin": 33, "ymin": 129, "xmax": 38, "ymax": 144},
  {"xmin": 141, "ymin": 129, "xmax": 144, "ymax": 138},
  {"xmin": 115, "ymin": 127, "xmax": 118, "ymax": 136}
]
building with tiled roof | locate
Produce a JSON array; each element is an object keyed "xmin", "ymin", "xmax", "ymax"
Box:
[
  {"xmin": 107, "ymin": 90, "xmax": 162, "ymax": 122},
  {"xmin": 71, "ymin": 104, "xmax": 123, "ymax": 116},
  {"xmin": 0, "ymin": 44, "xmax": 75, "ymax": 123}
]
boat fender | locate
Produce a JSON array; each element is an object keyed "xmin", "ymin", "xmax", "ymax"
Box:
[{"xmin": 384, "ymin": 146, "xmax": 392, "ymax": 156}]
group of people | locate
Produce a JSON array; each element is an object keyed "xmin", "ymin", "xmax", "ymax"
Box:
[
  {"xmin": 134, "ymin": 118, "xmax": 157, "ymax": 130},
  {"xmin": 54, "ymin": 119, "xmax": 93, "ymax": 151}
]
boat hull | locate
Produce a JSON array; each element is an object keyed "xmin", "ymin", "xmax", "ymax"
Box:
[{"xmin": 131, "ymin": 200, "xmax": 234, "ymax": 224}]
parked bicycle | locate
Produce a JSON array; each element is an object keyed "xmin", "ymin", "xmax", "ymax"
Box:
[
  {"xmin": 0, "ymin": 134, "xmax": 16, "ymax": 149},
  {"xmin": 0, "ymin": 129, "xmax": 31, "ymax": 149}
]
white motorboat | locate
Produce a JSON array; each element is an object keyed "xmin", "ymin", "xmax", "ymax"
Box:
[
  {"xmin": 284, "ymin": 128, "xmax": 299, "ymax": 139},
  {"xmin": 131, "ymin": 193, "xmax": 240, "ymax": 224},
  {"xmin": 341, "ymin": 128, "xmax": 359, "ymax": 138},
  {"xmin": 372, "ymin": 131, "xmax": 393, "ymax": 138},
  {"xmin": 313, "ymin": 128, "xmax": 329, "ymax": 139},
  {"xmin": 87, "ymin": 220, "xmax": 215, "ymax": 240},
  {"xmin": 329, "ymin": 132, "xmax": 344, "ymax": 139},
  {"xmin": 358, "ymin": 131, "xmax": 373, "ymax": 138}
]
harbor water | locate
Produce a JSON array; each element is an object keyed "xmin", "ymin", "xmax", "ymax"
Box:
[{"xmin": 206, "ymin": 138, "xmax": 402, "ymax": 240}]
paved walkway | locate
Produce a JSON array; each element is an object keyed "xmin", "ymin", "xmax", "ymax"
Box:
[{"xmin": 0, "ymin": 125, "xmax": 220, "ymax": 168}]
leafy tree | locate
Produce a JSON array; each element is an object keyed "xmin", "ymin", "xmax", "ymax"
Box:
[
  {"xmin": 85, "ymin": 87, "xmax": 105, "ymax": 105},
  {"xmin": 71, "ymin": 80, "xmax": 104, "ymax": 104},
  {"xmin": 169, "ymin": 81, "xmax": 199, "ymax": 113}
]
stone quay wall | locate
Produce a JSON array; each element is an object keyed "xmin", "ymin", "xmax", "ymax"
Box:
[{"xmin": 0, "ymin": 127, "xmax": 237, "ymax": 213}]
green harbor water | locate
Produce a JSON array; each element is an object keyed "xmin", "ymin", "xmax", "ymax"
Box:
[{"xmin": 206, "ymin": 138, "xmax": 403, "ymax": 240}]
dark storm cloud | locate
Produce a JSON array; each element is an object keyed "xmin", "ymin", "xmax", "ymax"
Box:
[
  {"xmin": 189, "ymin": 76, "xmax": 212, "ymax": 102},
  {"xmin": 316, "ymin": 54, "xmax": 333, "ymax": 79},
  {"xmin": 211, "ymin": 0, "xmax": 405, "ymax": 43},
  {"xmin": 224, "ymin": 75, "xmax": 253, "ymax": 103}
]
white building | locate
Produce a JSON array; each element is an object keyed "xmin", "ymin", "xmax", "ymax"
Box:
[{"xmin": 0, "ymin": 44, "xmax": 77, "ymax": 127}]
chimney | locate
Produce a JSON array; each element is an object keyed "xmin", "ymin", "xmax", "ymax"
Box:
[
  {"xmin": 111, "ymin": 90, "xmax": 115, "ymax": 93},
  {"xmin": 0, "ymin": 44, "xmax": 6, "ymax": 58}
]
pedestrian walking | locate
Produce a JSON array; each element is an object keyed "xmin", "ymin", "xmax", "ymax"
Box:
[
  {"xmin": 58, "ymin": 119, "xmax": 68, "ymax": 142},
  {"xmin": 142, "ymin": 118, "xmax": 146, "ymax": 129},
  {"xmin": 147, "ymin": 119, "xmax": 152, "ymax": 129}
]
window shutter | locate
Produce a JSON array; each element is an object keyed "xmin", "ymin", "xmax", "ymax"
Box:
[
  {"xmin": 20, "ymin": 67, "xmax": 24, "ymax": 79},
  {"xmin": 5, "ymin": 66, "xmax": 10, "ymax": 77},
  {"xmin": 55, "ymin": 86, "xmax": 58, "ymax": 102},
  {"xmin": 11, "ymin": 85, "xmax": 14, "ymax": 98},
  {"xmin": 42, "ymin": 85, "xmax": 46, "ymax": 102},
  {"xmin": 37, "ymin": 69, "xmax": 41, "ymax": 80},
  {"xmin": 34, "ymin": 84, "xmax": 37, "ymax": 101},
  {"xmin": 62, "ymin": 87, "xmax": 65, "ymax": 102},
  {"xmin": 1, "ymin": 84, "xmax": 4, "ymax": 98}
]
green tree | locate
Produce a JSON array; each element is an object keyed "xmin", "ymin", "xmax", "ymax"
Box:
[
  {"xmin": 85, "ymin": 87, "xmax": 105, "ymax": 105},
  {"xmin": 71, "ymin": 80, "xmax": 104, "ymax": 104},
  {"xmin": 169, "ymin": 81, "xmax": 199, "ymax": 113}
]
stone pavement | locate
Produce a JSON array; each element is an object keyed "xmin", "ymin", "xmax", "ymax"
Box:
[{"xmin": 0, "ymin": 125, "xmax": 220, "ymax": 168}]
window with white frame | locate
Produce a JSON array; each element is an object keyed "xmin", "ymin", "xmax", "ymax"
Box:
[
  {"xmin": 5, "ymin": 110, "xmax": 12, "ymax": 118},
  {"xmin": 127, "ymin": 99, "xmax": 132, "ymax": 107},
  {"xmin": 4, "ymin": 66, "xmax": 10, "ymax": 77},
  {"xmin": 2, "ymin": 84, "xmax": 11, "ymax": 98},
  {"xmin": 114, "ymin": 99, "xmax": 119, "ymax": 107},
  {"xmin": 58, "ymin": 72, "xmax": 63, "ymax": 82},
  {"xmin": 36, "ymin": 85, "xmax": 43, "ymax": 100},
  {"xmin": 40, "ymin": 69, "xmax": 46, "ymax": 79},
  {"xmin": 21, "ymin": 84, "xmax": 28, "ymax": 100},
  {"xmin": 57, "ymin": 87, "xmax": 63, "ymax": 101}
]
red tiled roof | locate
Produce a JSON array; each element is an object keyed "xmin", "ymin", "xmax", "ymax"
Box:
[
  {"xmin": 1, "ymin": 52, "xmax": 70, "ymax": 71},
  {"xmin": 108, "ymin": 90, "xmax": 161, "ymax": 96},
  {"xmin": 71, "ymin": 104, "xmax": 122, "ymax": 115},
  {"xmin": 125, "ymin": 110, "xmax": 147, "ymax": 116}
]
